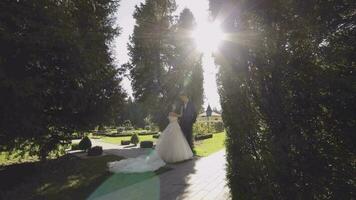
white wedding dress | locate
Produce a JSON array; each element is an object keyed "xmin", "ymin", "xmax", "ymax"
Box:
[{"xmin": 107, "ymin": 115, "xmax": 193, "ymax": 173}]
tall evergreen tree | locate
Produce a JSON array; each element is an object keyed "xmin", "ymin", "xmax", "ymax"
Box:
[
  {"xmin": 174, "ymin": 8, "xmax": 204, "ymax": 112},
  {"xmin": 0, "ymin": 0, "xmax": 125, "ymax": 160},
  {"xmin": 127, "ymin": 1, "xmax": 203, "ymax": 130},
  {"xmin": 210, "ymin": 0, "xmax": 355, "ymax": 199},
  {"xmin": 118, "ymin": 97, "xmax": 147, "ymax": 128}
]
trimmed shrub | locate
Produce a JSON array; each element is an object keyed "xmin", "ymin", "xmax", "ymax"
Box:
[
  {"xmin": 140, "ymin": 141, "xmax": 153, "ymax": 148},
  {"xmin": 130, "ymin": 134, "xmax": 139, "ymax": 145},
  {"xmin": 87, "ymin": 146, "xmax": 103, "ymax": 156},
  {"xmin": 117, "ymin": 127, "xmax": 125, "ymax": 133},
  {"xmin": 78, "ymin": 136, "xmax": 92, "ymax": 151},
  {"xmin": 193, "ymin": 121, "xmax": 224, "ymax": 134},
  {"xmin": 121, "ymin": 140, "xmax": 131, "ymax": 145},
  {"xmin": 125, "ymin": 126, "xmax": 134, "ymax": 131},
  {"xmin": 138, "ymin": 131, "xmax": 158, "ymax": 135},
  {"xmin": 97, "ymin": 125, "xmax": 106, "ymax": 134},
  {"xmin": 195, "ymin": 134, "xmax": 213, "ymax": 141},
  {"xmin": 153, "ymin": 133, "xmax": 160, "ymax": 139}
]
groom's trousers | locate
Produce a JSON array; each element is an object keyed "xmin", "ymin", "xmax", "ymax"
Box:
[{"xmin": 181, "ymin": 122, "xmax": 194, "ymax": 149}]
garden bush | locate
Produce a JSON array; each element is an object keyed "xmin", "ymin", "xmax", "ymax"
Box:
[
  {"xmin": 140, "ymin": 141, "xmax": 153, "ymax": 148},
  {"xmin": 117, "ymin": 127, "xmax": 125, "ymax": 133},
  {"xmin": 87, "ymin": 146, "xmax": 103, "ymax": 156},
  {"xmin": 212, "ymin": 122, "xmax": 224, "ymax": 133},
  {"xmin": 138, "ymin": 131, "xmax": 158, "ymax": 136},
  {"xmin": 125, "ymin": 126, "xmax": 134, "ymax": 131},
  {"xmin": 152, "ymin": 134, "xmax": 160, "ymax": 139},
  {"xmin": 195, "ymin": 134, "xmax": 213, "ymax": 141},
  {"xmin": 78, "ymin": 136, "xmax": 92, "ymax": 151},
  {"xmin": 130, "ymin": 134, "xmax": 139, "ymax": 145},
  {"xmin": 193, "ymin": 121, "xmax": 224, "ymax": 134},
  {"xmin": 121, "ymin": 140, "xmax": 130, "ymax": 145}
]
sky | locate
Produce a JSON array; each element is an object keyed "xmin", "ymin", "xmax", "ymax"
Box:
[{"xmin": 112, "ymin": 0, "xmax": 221, "ymax": 110}]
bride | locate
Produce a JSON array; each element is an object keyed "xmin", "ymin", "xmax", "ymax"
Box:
[{"xmin": 107, "ymin": 110, "xmax": 193, "ymax": 173}]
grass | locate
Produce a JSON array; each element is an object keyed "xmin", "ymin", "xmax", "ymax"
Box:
[
  {"xmin": 194, "ymin": 132, "xmax": 226, "ymax": 157},
  {"xmin": 101, "ymin": 135, "xmax": 156, "ymax": 144},
  {"xmin": 101, "ymin": 132, "xmax": 226, "ymax": 157},
  {"xmin": 0, "ymin": 155, "xmax": 122, "ymax": 200},
  {"xmin": 1, "ymin": 154, "xmax": 170, "ymax": 200}
]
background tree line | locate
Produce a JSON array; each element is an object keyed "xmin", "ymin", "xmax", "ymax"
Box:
[{"xmin": 210, "ymin": 0, "xmax": 355, "ymax": 199}]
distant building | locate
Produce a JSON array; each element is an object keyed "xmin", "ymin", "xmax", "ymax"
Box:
[{"xmin": 197, "ymin": 111, "xmax": 222, "ymax": 122}]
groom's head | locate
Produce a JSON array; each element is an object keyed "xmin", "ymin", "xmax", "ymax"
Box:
[{"xmin": 179, "ymin": 93, "xmax": 189, "ymax": 103}]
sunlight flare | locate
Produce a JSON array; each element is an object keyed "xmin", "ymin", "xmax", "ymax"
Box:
[{"xmin": 191, "ymin": 21, "xmax": 224, "ymax": 54}]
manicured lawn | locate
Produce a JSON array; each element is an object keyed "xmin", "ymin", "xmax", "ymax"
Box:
[
  {"xmin": 100, "ymin": 132, "xmax": 226, "ymax": 157},
  {"xmin": 194, "ymin": 132, "xmax": 226, "ymax": 157},
  {"xmin": 101, "ymin": 135, "xmax": 156, "ymax": 144}
]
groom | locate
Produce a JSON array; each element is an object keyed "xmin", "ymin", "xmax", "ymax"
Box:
[{"xmin": 179, "ymin": 93, "xmax": 197, "ymax": 150}]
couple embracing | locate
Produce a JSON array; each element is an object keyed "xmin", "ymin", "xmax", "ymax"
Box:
[{"xmin": 108, "ymin": 93, "xmax": 197, "ymax": 173}]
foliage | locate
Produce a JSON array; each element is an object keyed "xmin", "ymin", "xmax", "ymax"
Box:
[
  {"xmin": 118, "ymin": 99, "xmax": 147, "ymax": 128},
  {"xmin": 140, "ymin": 141, "xmax": 153, "ymax": 148},
  {"xmin": 173, "ymin": 8, "xmax": 204, "ymax": 112},
  {"xmin": 121, "ymin": 140, "xmax": 131, "ymax": 145},
  {"xmin": 126, "ymin": 2, "xmax": 204, "ymax": 130},
  {"xmin": 102, "ymin": 135, "xmax": 155, "ymax": 144},
  {"xmin": 193, "ymin": 121, "xmax": 224, "ymax": 134},
  {"xmin": 130, "ymin": 134, "xmax": 140, "ymax": 145},
  {"xmin": 117, "ymin": 127, "xmax": 125, "ymax": 133},
  {"xmin": 0, "ymin": 0, "xmax": 125, "ymax": 160},
  {"xmin": 78, "ymin": 136, "xmax": 92, "ymax": 151},
  {"xmin": 194, "ymin": 134, "xmax": 213, "ymax": 141},
  {"xmin": 71, "ymin": 143, "xmax": 80, "ymax": 151},
  {"xmin": 210, "ymin": 0, "xmax": 356, "ymax": 199},
  {"xmin": 125, "ymin": 0, "xmax": 177, "ymax": 130},
  {"xmin": 87, "ymin": 146, "xmax": 103, "ymax": 156}
]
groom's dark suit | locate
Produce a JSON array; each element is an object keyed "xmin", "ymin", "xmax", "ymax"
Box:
[{"xmin": 179, "ymin": 100, "xmax": 197, "ymax": 149}]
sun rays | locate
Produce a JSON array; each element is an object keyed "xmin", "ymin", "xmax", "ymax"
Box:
[{"xmin": 191, "ymin": 21, "xmax": 225, "ymax": 54}]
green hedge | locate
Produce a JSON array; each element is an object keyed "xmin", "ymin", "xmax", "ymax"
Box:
[
  {"xmin": 121, "ymin": 140, "xmax": 130, "ymax": 145},
  {"xmin": 194, "ymin": 134, "xmax": 213, "ymax": 141},
  {"xmin": 193, "ymin": 121, "xmax": 224, "ymax": 134},
  {"xmin": 140, "ymin": 141, "xmax": 153, "ymax": 148},
  {"xmin": 137, "ymin": 131, "xmax": 158, "ymax": 136},
  {"xmin": 210, "ymin": 0, "xmax": 355, "ymax": 199},
  {"xmin": 87, "ymin": 146, "xmax": 103, "ymax": 156}
]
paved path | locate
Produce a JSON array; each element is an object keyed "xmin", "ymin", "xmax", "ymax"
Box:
[
  {"xmin": 159, "ymin": 150, "xmax": 230, "ymax": 200},
  {"xmin": 77, "ymin": 140, "xmax": 230, "ymax": 200}
]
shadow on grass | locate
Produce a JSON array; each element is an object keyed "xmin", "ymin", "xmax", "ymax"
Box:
[
  {"xmin": 1, "ymin": 147, "xmax": 197, "ymax": 200},
  {"xmin": 0, "ymin": 154, "xmax": 123, "ymax": 200}
]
